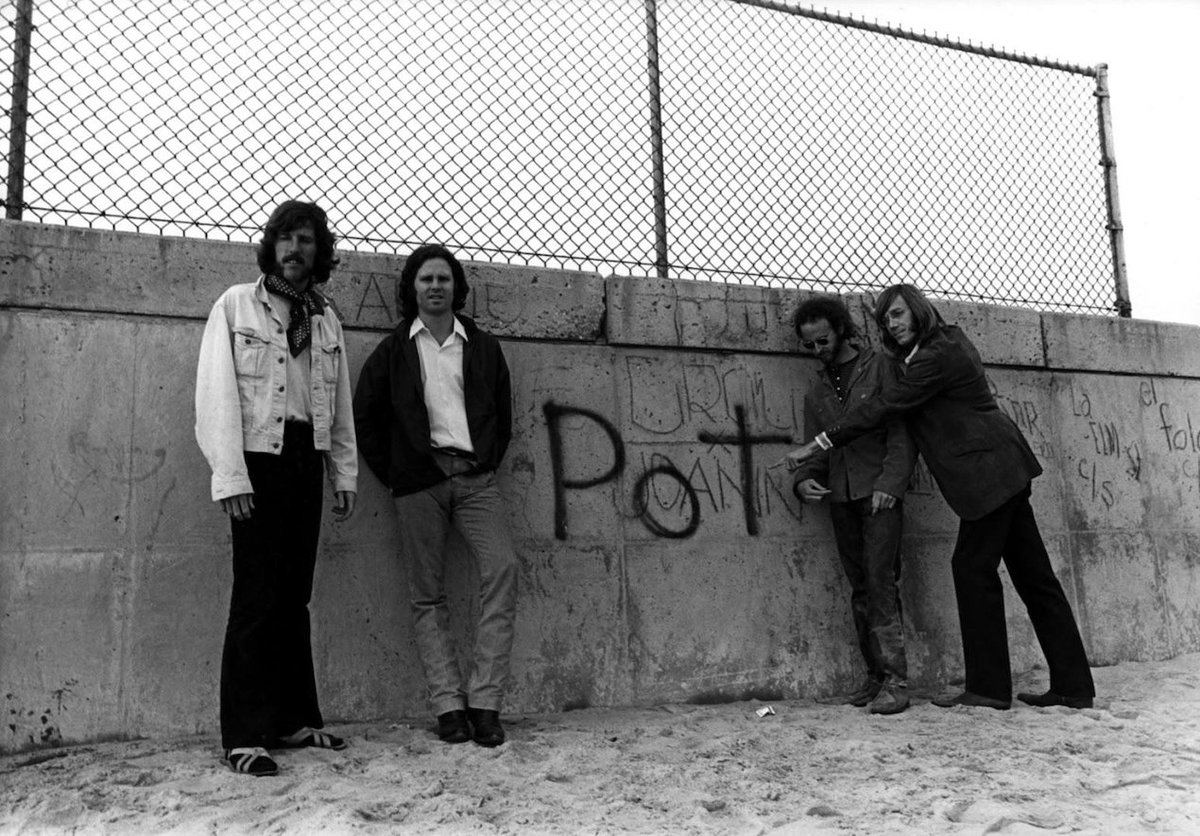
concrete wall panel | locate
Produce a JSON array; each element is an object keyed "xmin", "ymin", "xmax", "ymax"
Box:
[
  {"xmin": 1071, "ymin": 531, "xmax": 1169, "ymax": 664},
  {"xmin": 509, "ymin": 343, "xmax": 626, "ymax": 542},
  {"xmin": 1043, "ymin": 312, "xmax": 1200, "ymax": 377},
  {"xmin": 927, "ymin": 299, "xmax": 1046, "ymax": 368},
  {"xmin": 1048, "ymin": 372, "xmax": 1200, "ymax": 532},
  {"xmin": 508, "ymin": 543, "xmax": 630, "ymax": 711},
  {"xmin": 0, "ymin": 551, "xmax": 123, "ymax": 749},
  {"xmin": 896, "ymin": 535, "xmax": 963, "ymax": 689},
  {"xmin": 0, "ymin": 222, "xmax": 605, "ymax": 341},
  {"xmin": 0, "ymin": 312, "xmax": 138, "ymax": 552},
  {"xmin": 123, "ymin": 546, "xmax": 227, "ymax": 737},
  {"xmin": 0, "ymin": 223, "xmax": 245, "ymax": 318},
  {"xmin": 309, "ymin": 542, "xmax": 421, "ymax": 722},
  {"xmin": 4, "ymin": 221, "xmax": 1200, "ymax": 751},
  {"xmin": 338, "ymin": 258, "xmax": 605, "ymax": 340},
  {"xmin": 1157, "ymin": 532, "xmax": 1200, "ymax": 654},
  {"xmin": 623, "ymin": 538, "xmax": 854, "ymax": 704},
  {"xmin": 607, "ymin": 276, "xmax": 801, "ymax": 352}
]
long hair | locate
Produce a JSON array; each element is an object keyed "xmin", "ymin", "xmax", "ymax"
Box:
[
  {"xmin": 873, "ymin": 284, "xmax": 945, "ymax": 355},
  {"xmin": 396, "ymin": 243, "xmax": 470, "ymax": 321},
  {"xmin": 255, "ymin": 200, "xmax": 339, "ymax": 284},
  {"xmin": 792, "ymin": 295, "xmax": 858, "ymax": 342}
]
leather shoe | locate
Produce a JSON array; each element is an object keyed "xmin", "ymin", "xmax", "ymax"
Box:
[
  {"xmin": 868, "ymin": 684, "xmax": 910, "ymax": 715},
  {"xmin": 436, "ymin": 710, "xmax": 471, "ymax": 744},
  {"xmin": 1017, "ymin": 690, "xmax": 1093, "ymax": 709},
  {"xmin": 931, "ymin": 690, "xmax": 1010, "ymax": 710},
  {"xmin": 466, "ymin": 707, "xmax": 505, "ymax": 747},
  {"xmin": 846, "ymin": 678, "xmax": 883, "ymax": 708}
]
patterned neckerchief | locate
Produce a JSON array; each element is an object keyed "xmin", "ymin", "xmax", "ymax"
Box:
[{"xmin": 264, "ymin": 274, "xmax": 325, "ymax": 356}]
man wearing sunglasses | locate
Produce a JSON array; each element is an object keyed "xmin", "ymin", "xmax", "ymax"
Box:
[{"xmin": 791, "ymin": 296, "xmax": 917, "ymax": 715}]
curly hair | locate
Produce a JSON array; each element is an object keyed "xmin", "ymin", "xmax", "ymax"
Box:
[
  {"xmin": 255, "ymin": 200, "xmax": 339, "ymax": 284},
  {"xmin": 792, "ymin": 295, "xmax": 858, "ymax": 341},
  {"xmin": 396, "ymin": 243, "xmax": 470, "ymax": 321}
]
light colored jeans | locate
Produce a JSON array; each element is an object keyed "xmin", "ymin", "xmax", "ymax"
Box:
[{"xmin": 393, "ymin": 465, "xmax": 518, "ymax": 716}]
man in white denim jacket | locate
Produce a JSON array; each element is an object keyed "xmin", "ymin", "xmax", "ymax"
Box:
[{"xmin": 195, "ymin": 200, "xmax": 357, "ymax": 777}]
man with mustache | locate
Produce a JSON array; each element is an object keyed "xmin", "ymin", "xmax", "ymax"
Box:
[
  {"xmin": 354, "ymin": 244, "xmax": 517, "ymax": 748},
  {"xmin": 783, "ymin": 284, "xmax": 1094, "ymax": 712},
  {"xmin": 195, "ymin": 200, "xmax": 358, "ymax": 776},
  {"xmin": 792, "ymin": 296, "xmax": 918, "ymax": 715}
]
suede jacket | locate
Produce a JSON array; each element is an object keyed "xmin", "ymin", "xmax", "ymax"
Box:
[
  {"xmin": 794, "ymin": 346, "xmax": 917, "ymax": 503},
  {"xmin": 353, "ymin": 315, "xmax": 512, "ymax": 497},
  {"xmin": 825, "ymin": 325, "xmax": 1041, "ymax": 521},
  {"xmin": 194, "ymin": 276, "xmax": 358, "ymax": 502}
]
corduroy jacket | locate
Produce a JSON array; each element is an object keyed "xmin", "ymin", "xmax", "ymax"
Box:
[
  {"xmin": 825, "ymin": 325, "xmax": 1041, "ymax": 521},
  {"xmin": 794, "ymin": 346, "xmax": 917, "ymax": 503},
  {"xmin": 353, "ymin": 314, "xmax": 512, "ymax": 497}
]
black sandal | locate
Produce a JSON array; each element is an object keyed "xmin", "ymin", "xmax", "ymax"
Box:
[{"xmin": 222, "ymin": 747, "xmax": 279, "ymax": 776}]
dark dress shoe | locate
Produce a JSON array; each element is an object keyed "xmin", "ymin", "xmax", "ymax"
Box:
[
  {"xmin": 466, "ymin": 708, "xmax": 506, "ymax": 747},
  {"xmin": 1017, "ymin": 690, "xmax": 1093, "ymax": 709},
  {"xmin": 931, "ymin": 690, "xmax": 1011, "ymax": 710},
  {"xmin": 437, "ymin": 710, "xmax": 472, "ymax": 744}
]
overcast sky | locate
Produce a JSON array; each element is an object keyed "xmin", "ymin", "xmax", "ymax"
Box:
[
  {"xmin": 23, "ymin": 0, "xmax": 1194, "ymax": 323},
  {"xmin": 823, "ymin": 0, "xmax": 1200, "ymax": 324}
]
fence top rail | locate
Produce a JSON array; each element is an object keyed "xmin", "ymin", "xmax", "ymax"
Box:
[{"xmin": 738, "ymin": 0, "xmax": 1100, "ymax": 76}]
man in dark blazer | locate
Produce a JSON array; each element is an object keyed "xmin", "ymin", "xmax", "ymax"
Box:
[
  {"xmin": 354, "ymin": 244, "xmax": 517, "ymax": 747},
  {"xmin": 792, "ymin": 296, "xmax": 918, "ymax": 715},
  {"xmin": 784, "ymin": 284, "xmax": 1094, "ymax": 711}
]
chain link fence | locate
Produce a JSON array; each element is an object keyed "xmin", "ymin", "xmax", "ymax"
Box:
[{"xmin": 1, "ymin": 0, "xmax": 1125, "ymax": 314}]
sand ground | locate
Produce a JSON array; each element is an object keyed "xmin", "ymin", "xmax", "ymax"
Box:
[{"xmin": 3, "ymin": 653, "xmax": 1199, "ymax": 835}]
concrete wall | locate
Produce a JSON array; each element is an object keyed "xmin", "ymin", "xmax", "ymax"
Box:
[{"xmin": 2, "ymin": 221, "xmax": 1199, "ymax": 752}]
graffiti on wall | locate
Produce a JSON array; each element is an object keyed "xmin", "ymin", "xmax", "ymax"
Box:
[
  {"xmin": 1146, "ymin": 378, "xmax": 1200, "ymax": 499},
  {"xmin": 353, "ymin": 273, "xmax": 395, "ymax": 323},
  {"xmin": 989, "ymin": 378, "xmax": 1053, "ymax": 461},
  {"xmin": 543, "ymin": 400, "xmax": 795, "ymax": 540}
]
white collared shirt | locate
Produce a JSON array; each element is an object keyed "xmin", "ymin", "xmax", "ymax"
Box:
[{"xmin": 410, "ymin": 316, "xmax": 475, "ymax": 454}]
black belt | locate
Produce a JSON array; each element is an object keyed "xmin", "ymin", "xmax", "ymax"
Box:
[{"xmin": 433, "ymin": 446, "xmax": 477, "ymax": 462}]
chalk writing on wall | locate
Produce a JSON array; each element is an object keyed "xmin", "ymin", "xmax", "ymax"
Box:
[
  {"xmin": 989, "ymin": 378, "xmax": 1052, "ymax": 461},
  {"xmin": 632, "ymin": 448, "xmax": 801, "ymax": 537},
  {"xmin": 352, "ymin": 273, "xmax": 519, "ymax": 328},
  {"xmin": 625, "ymin": 357, "xmax": 800, "ymax": 436},
  {"xmin": 1143, "ymin": 377, "xmax": 1200, "ymax": 498},
  {"xmin": 353, "ymin": 273, "xmax": 394, "ymax": 323},
  {"xmin": 50, "ymin": 430, "xmax": 167, "ymax": 520},
  {"xmin": 1065, "ymin": 378, "xmax": 1145, "ymax": 511}
]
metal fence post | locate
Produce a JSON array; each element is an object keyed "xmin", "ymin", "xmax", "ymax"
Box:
[
  {"xmin": 1094, "ymin": 63, "xmax": 1130, "ymax": 317},
  {"xmin": 642, "ymin": 0, "xmax": 670, "ymax": 279},
  {"xmin": 5, "ymin": 0, "xmax": 35, "ymax": 220}
]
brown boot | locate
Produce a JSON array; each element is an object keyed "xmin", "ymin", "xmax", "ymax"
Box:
[
  {"xmin": 846, "ymin": 679, "xmax": 883, "ymax": 707},
  {"xmin": 868, "ymin": 684, "xmax": 910, "ymax": 715}
]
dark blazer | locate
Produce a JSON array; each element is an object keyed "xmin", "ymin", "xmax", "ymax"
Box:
[
  {"xmin": 794, "ymin": 346, "xmax": 917, "ymax": 503},
  {"xmin": 825, "ymin": 326, "xmax": 1041, "ymax": 521},
  {"xmin": 353, "ymin": 315, "xmax": 512, "ymax": 497}
]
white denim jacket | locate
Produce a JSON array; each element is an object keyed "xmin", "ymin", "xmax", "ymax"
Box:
[{"xmin": 194, "ymin": 277, "xmax": 358, "ymax": 501}]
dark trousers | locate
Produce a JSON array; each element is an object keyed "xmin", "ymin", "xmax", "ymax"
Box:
[
  {"xmin": 220, "ymin": 422, "xmax": 325, "ymax": 749},
  {"xmin": 829, "ymin": 498, "xmax": 908, "ymax": 687},
  {"xmin": 952, "ymin": 484, "xmax": 1094, "ymax": 701}
]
